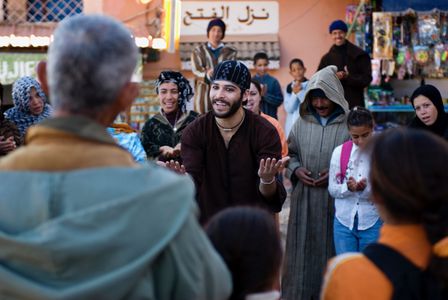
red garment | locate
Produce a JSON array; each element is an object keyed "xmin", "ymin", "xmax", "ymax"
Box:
[{"xmin": 181, "ymin": 109, "xmax": 286, "ymax": 224}]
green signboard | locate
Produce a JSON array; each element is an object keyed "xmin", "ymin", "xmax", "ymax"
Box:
[{"xmin": 0, "ymin": 53, "xmax": 47, "ymax": 85}]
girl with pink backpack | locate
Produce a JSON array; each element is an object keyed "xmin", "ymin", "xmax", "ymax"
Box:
[{"xmin": 328, "ymin": 106, "xmax": 382, "ymax": 254}]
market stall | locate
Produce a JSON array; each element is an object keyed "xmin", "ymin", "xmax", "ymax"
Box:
[{"xmin": 346, "ymin": 0, "xmax": 448, "ymax": 126}]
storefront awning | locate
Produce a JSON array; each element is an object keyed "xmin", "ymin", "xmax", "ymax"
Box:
[
  {"xmin": 382, "ymin": 0, "xmax": 448, "ymax": 12},
  {"xmin": 0, "ymin": 23, "xmax": 159, "ymax": 48},
  {"xmin": 179, "ymin": 34, "xmax": 280, "ymax": 70},
  {"xmin": 0, "ymin": 23, "xmax": 57, "ymax": 47}
]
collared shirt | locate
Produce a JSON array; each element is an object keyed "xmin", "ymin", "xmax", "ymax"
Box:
[
  {"xmin": 207, "ymin": 42, "xmax": 224, "ymax": 60},
  {"xmin": 40, "ymin": 115, "xmax": 117, "ymax": 144},
  {"xmin": 328, "ymin": 142, "xmax": 379, "ymax": 230}
]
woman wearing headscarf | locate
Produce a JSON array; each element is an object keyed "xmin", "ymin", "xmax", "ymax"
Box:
[
  {"xmin": 409, "ymin": 84, "xmax": 448, "ymax": 139},
  {"xmin": 4, "ymin": 76, "xmax": 53, "ymax": 138},
  {"xmin": 141, "ymin": 71, "xmax": 198, "ymax": 162}
]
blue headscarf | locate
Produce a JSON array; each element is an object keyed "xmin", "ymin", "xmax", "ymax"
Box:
[{"xmin": 4, "ymin": 76, "xmax": 53, "ymax": 137}]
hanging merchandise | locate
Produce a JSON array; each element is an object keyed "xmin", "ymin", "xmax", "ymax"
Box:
[
  {"xmin": 414, "ymin": 45, "xmax": 430, "ymax": 65},
  {"xmin": 346, "ymin": 4, "xmax": 370, "ymax": 50},
  {"xmin": 441, "ymin": 12, "xmax": 448, "ymax": 42},
  {"xmin": 364, "ymin": 5, "xmax": 373, "ymax": 54},
  {"xmin": 371, "ymin": 59, "xmax": 381, "ymax": 85},
  {"xmin": 373, "ymin": 12, "xmax": 393, "ymax": 59},
  {"xmin": 392, "ymin": 16, "xmax": 403, "ymax": 49},
  {"xmin": 432, "ymin": 43, "xmax": 445, "ymax": 77},
  {"xmin": 405, "ymin": 46, "xmax": 414, "ymax": 76},
  {"xmin": 418, "ymin": 12, "xmax": 440, "ymax": 45},
  {"xmin": 402, "ymin": 12, "xmax": 418, "ymax": 47},
  {"xmin": 396, "ymin": 46, "xmax": 406, "ymax": 65}
]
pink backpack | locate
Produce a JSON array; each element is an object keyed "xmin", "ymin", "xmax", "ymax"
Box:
[{"xmin": 336, "ymin": 140, "xmax": 353, "ymax": 184}]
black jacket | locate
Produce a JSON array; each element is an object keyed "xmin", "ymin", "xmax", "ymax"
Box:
[{"xmin": 318, "ymin": 40, "xmax": 372, "ymax": 108}]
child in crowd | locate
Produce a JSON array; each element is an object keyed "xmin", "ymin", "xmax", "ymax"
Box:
[
  {"xmin": 206, "ymin": 207, "xmax": 282, "ymax": 300},
  {"xmin": 328, "ymin": 107, "xmax": 382, "ymax": 254},
  {"xmin": 252, "ymin": 52, "xmax": 283, "ymax": 119},
  {"xmin": 322, "ymin": 128, "xmax": 448, "ymax": 299},
  {"xmin": 284, "ymin": 58, "xmax": 308, "ymax": 137},
  {"xmin": 4, "ymin": 76, "xmax": 53, "ymax": 138},
  {"xmin": 0, "ymin": 107, "xmax": 21, "ymax": 156}
]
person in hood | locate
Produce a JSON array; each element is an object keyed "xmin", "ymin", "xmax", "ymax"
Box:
[
  {"xmin": 0, "ymin": 15, "xmax": 231, "ymax": 300},
  {"xmin": 282, "ymin": 65, "xmax": 350, "ymax": 300},
  {"xmin": 317, "ymin": 20, "xmax": 372, "ymax": 108},
  {"xmin": 409, "ymin": 84, "xmax": 448, "ymax": 140},
  {"xmin": 4, "ymin": 76, "xmax": 53, "ymax": 138}
]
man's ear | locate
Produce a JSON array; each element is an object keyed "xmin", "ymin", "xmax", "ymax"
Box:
[
  {"xmin": 117, "ymin": 81, "xmax": 139, "ymax": 112},
  {"xmin": 242, "ymin": 89, "xmax": 250, "ymax": 99},
  {"xmin": 36, "ymin": 61, "xmax": 49, "ymax": 95}
]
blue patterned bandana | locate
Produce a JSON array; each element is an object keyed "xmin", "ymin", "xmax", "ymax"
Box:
[
  {"xmin": 4, "ymin": 76, "xmax": 53, "ymax": 137},
  {"xmin": 211, "ymin": 60, "xmax": 251, "ymax": 92}
]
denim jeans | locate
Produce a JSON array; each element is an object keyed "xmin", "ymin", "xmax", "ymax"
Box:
[{"xmin": 333, "ymin": 214, "xmax": 383, "ymax": 255}]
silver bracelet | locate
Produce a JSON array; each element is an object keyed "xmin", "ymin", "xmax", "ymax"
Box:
[{"xmin": 260, "ymin": 177, "xmax": 275, "ymax": 185}]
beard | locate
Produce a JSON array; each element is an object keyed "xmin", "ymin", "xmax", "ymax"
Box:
[{"xmin": 212, "ymin": 96, "xmax": 243, "ymax": 119}]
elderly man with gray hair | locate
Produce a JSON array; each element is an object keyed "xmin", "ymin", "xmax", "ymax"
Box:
[{"xmin": 0, "ymin": 15, "xmax": 231, "ymax": 300}]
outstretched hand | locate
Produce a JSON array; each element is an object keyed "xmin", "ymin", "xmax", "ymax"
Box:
[
  {"xmin": 157, "ymin": 160, "xmax": 186, "ymax": 175},
  {"xmin": 258, "ymin": 157, "xmax": 286, "ymax": 183},
  {"xmin": 159, "ymin": 146, "xmax": 180, "ymax": 159}
]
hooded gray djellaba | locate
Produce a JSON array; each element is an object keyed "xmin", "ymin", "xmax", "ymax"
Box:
[
  {"xmin": 299, "ymin": 65, "xmax": 349, "ymax": 117},
  {"xmin": 282, "ymin": 65, "xmax": 351, "ymax": 300}
]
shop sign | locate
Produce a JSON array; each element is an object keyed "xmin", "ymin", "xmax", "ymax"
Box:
[
  {"xmin": 0, "ymin": 53, "xmax": 143, "ymax": 84},
  {"xmin": 181, "ymin": 1, "xmax": 279, "ymax": 35},
  {"xmin": 0, "ymin": 53, "xmax": 46, "ymax": 85}
]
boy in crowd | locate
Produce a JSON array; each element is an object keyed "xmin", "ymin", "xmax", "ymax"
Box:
[{"xmin": 253, "ymin": 52, "xmax": 283, "ymax": 119}]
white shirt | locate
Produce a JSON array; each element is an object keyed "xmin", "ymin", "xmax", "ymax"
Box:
[
  {"xmin": 284, "ymin": 81, "xmax": 307, "ymax": 137},
  {"xmin": 246, "ymin": 290, "xmax": 280, "ymax": 300},
  {"xmin": 328, "ymin": 143, "xmax": 379, "ymax": 230}
]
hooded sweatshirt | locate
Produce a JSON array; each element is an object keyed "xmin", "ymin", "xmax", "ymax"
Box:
[
  {"xmin": 299, "ymin": 65, "xmax": 349, "ymax": 121},
  {"xmin": 0, "ymin": 167, "xmax": 231, "ymax": 300},
  {"xmin": 282, "ymin": 65, "xmax": 350, "ymax": 300}
]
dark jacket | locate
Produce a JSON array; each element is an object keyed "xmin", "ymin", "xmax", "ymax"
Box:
[{"xmin": 318, "ymin": 40, "xmax": 372, "ymax": 108}]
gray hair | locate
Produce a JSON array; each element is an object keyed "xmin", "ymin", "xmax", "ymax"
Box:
[{"xmin": 47, "ymin": 15, "xmax": 138, "ymax": 117}]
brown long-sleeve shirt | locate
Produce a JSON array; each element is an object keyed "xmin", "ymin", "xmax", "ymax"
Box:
[{"xmin": 181, "ymin": 109, "xmax": 286, "ymax": 224}]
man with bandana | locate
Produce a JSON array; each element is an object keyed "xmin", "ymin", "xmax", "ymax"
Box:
[{"xmin": 181, "ymin": 60, "xmax": 287, "ymax": 224}]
